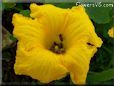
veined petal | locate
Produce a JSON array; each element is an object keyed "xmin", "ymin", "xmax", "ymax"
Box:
[
  {"xmin": 63, "ymin": 5, "xmax": 102, "ymax": 49},
  {"xmin": 61, "ymin": 42, "xmax": 97, "ymax": 84},
  {"xmin": 12, "ymin": 13, "xmax": 40, "ymax": 28},
  {"xmin": 30, "ymin": 3, "xmax": 68, "ymax": 31},
  {"xmin": 12, "ymin": 13, "xmax": 45, "ymax": 47},
  {"xmin": 14, "ymin": 42, "xmax": 68, "ymax": 83},
  {"xmin": 30, "ymin": 4, "xmax": 69, "ymax": 48}
]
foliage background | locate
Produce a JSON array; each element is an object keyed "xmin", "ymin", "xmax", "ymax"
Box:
[{"xmin": 2, "ymin": 2, "xmax": 114, "ymax": 85}]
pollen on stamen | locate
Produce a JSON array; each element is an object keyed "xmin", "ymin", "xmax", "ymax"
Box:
[
  {"xmin": 59, "ymin": 34, "xmax": 63, "ymax": 41},
  {"xmin": 49, "ymin": 34, "xmax": 65, "ymax": 54}
]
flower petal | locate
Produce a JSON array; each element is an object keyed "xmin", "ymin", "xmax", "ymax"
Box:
[
  {"xmin": 12, "ymin": 13, "xmax": 46, "ymax": 48},
  {"xmin": 61, "ymin": 42, "xmax": 98, "ymax": 84},
  {"xmin": 14, "ymin": 42, "xmax": 68, "ymax": 83},
  {"xmin": 63, "ymin": 5, "xmax": 102, "ymax": 49},
  {"xmin": 30, "ymin": 4, "xmax": 69, "ymax": 48},
  {"xmin": 30, "ymin": 3, "xmax": 68, "ymax": 30}
]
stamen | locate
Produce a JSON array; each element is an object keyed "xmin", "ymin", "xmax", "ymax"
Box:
[
  {"xmin": 54, "ymin": 42, "xmax": 58, "ymax": 45},
  {"xmin": 59, "ymin": 34, "xmax": 63, "ymax": 41},
  {"xmin": 59, "ymin": 43, "xmax": 63, "ymax": 48},
  {"xmin": 54, "ymin": 45, "xmax": 59, "ymax": 50},
  {"xmin": 50, "ymin": 42, "xmax": 65, "ymax": 54},
  {"xmin": 50, "ymin": 35, "xmax": 65, "ymax": 54}
]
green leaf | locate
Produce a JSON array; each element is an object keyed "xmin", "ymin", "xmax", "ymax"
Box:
[
  {"xmin": 48, "ymin": 3, "xmax": 76, "ymax": 8},
  {"xmin": 20, "ymin": 10, "xmax": 30, "ymax": 17},
  {"xmin": 87, "ymin": 68, "xmax": 114, "ymax": 84},
  {"xmin": 2, "ymin": 3, "xmax": 16, "ymax": 10},
  {"xmin": 44, "ymin": 0, "xmax": 78, "ymax": 3},
  {"xmin": 9, "ymin": 35, "xmax": 17, "ymax": 41},
  {"xmin": 85, "ymin": 4, "xmax": 113, "ymax": 24}
]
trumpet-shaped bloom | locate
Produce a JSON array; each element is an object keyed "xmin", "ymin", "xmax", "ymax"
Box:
[
  {"xmin": 12, "ymin": 4, "xmax": 102, "ymax": 84},
  {"xmin": 108, "ymin": 27, "xmax": 114, "ymax": 38}
]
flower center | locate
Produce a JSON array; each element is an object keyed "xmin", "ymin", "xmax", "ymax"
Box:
[{"xmin": 50, "ymin": 34, "xmax": 65, "ymax": 54}]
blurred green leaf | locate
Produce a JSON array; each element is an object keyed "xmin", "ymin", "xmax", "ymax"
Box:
[
  {"xmin": 9, "ymin": 35, "xmax": 16, "ymax": 41},
  {"xmin": 49, "ymin": 3, "xmax": 76, "ymax": 8},
  {"xmin": 108, "ymin": 55, "xmax": 114, "ymax": 68},
  {"xmin": 2, "ymin": 3, "xmax": 16, "ymax": 10},
  {"xmin": 20, "ymin": 10, "xmax": 30, "ymax": 17},
  {"xmin": 85, "ymin": 4, "xmax": 113, "ymax": 24},
  {"xmin": 2, "ymin": 51, "xmax": 12, "ymax": 61},
  {"xmin": 87, "ymin": 68, "xmax": 114, "ymax": 84}
]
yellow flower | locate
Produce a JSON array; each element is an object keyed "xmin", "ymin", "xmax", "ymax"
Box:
[
  {"xmin": 108, "ymin": 27, "xmax": 114, "ymax": 38},
  {"xmin": 12, "ymin": 4, "xmax": 102, "ymax": 84}
]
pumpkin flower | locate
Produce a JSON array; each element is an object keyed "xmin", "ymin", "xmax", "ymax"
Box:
[
  {"xmin": 108, "ymin": 27, "xmax": 114, "ymax": 38},
  {"xmin": 12, "ymin": 4, "xmax": 102, "ymax": 84}
]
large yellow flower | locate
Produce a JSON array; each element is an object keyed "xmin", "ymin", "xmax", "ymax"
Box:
[{"xmin": 12, "ymin": 4, "xmax": 102, "ymax": 84}]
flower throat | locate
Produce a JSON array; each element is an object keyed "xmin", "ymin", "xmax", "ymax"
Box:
[{"xmin": 50, "ymin": 34, "xmax": 65, "ymax": 54}]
